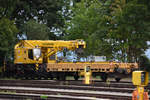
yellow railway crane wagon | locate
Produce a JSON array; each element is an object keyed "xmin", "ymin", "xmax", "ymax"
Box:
[
  {"xmin": 14, "ymin": 39, "xmax": 138, "ymax": 81},
  {"xmin": 47, "ymin": 62, "xmax": 138, "ymax": 81}
]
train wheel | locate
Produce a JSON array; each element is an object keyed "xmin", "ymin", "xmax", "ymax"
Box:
[
  {"xmin": 48, "ymin": 72, "xmax": 54, "ymax": 80},
  {"xmin": 61, "ymin": 75, "xmax": 66, "ymax": 81},
  {"xmin": 15, "ymin": 75, "xmax": 19, "ymax": 79},
  {"xmin": 115, "ymin": 78, "xmax": 121, "ymax": 82},
  {"xmin": 43, "ymin": 72, "xmax": 49, "ymax": 80},
  {"xmin": 74, "ymin": 75, "xmax": 79, "ymax": 80},
  {"xmin": 60, "ymin": 73, "xmax": 66, "ymax": 81},
  {"xmin": 101, "ymin": 73, "xmax": 108, "ymax": 82},
  {"xmin": 38, "ymin": 76, "xmax": 41, "ymax": 80},
  {"xmin": 36, "ymin": 74, "xmax": 41, "ymax": 80},
  {"xmin": 56, "ymin": 75, "xmax": 60, "ymax": 80},
  {"xmin": 50, "ymin": 77, "xmax": 54, "ymax": 80},
  {"xmin": 44, "ymin": 76, "xmax": 48, "ymax": 80},
  {"xmin": 21, "ymin": 74, "xmax": 25, "ymax": 80},
  {"xmin": 49, "ymin": 74, "xmax": 53, "ymax": 80},
  {"xmin": 21, "ymin": 77, "xmax": 25, "ymax": 80},
  {"xmin": 56, "ymin": 73, "xmax": 66, "ymax": 81},
  {"xmin": 31, "ymin": 76, "xmax": 35, "ymax": 80},
  {"xmin": 74, "ymin": 72, "xmax": 79, "ymax": 80},
  {"xmin": 25, "ymin": 76, "xmax": 29, "ymax": 80}
]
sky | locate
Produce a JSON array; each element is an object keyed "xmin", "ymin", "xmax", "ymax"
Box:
[
  {"xmin": 145, "ymin": 42, "xmax": 150, "ymax": 59},
  {"xmin": 145, "ymin": 49, "xmax": 150, "ymax": 59}
]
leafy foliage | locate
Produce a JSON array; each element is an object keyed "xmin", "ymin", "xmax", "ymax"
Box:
[
  {"xmin": 107, "ymin": 0, "xmax": 150, "ymax": 62},
  {"xmin": 139, "ymin": 55, "xmax": 150, "ymax": 71},
  {"xmin": 0, "ymin": 0, "xmax": 70, "ymax": 63},
  {"xmin": 23, "ymin": 20, "xmax": 56, "ymax": 40},
  {"xmin": 65, "ymin": 0, "xmax": 111, "ymax": 57},
  {"xmin": 12, "ymin": 0, "xmax": 69, "ymax": 38},
  {"xmin": 0, "ymin": 17, "xmax": 18, "ymax": 65},
  {"xmin": 0, "ymin": 0, "xmax": 19, "ymax": 18},
  {"xmin": 64, "ymin": 0, "xmax": 150, "ymax": 62},
  {"xmin": 0, "ymin": 0, "xmax": 71, "ymax": 38}
]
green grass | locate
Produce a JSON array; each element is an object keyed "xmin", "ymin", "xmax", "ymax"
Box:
[
  {"xmin": 0, "ymin": 90, "xmax": 16, "ymax": 94},
  {"xmin": 0, "ymin": 77, "xmax": 16, "ymax": 80},
  {"xmin": 40, "ymin": 95, "xmax": 48, "ymax": 99}
]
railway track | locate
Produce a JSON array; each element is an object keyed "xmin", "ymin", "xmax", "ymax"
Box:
[
  {"xmin": 0, "ymin": 80, "xmax": 136, "ymax": 88},
  {"xmin": 0, "ymin": 86, "xmax": 131, "ymax": 100},
  {"xmin": 0, "ymin": 80, "xmax": 149, "ymax": 100}
]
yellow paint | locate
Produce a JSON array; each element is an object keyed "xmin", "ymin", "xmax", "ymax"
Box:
[
  {"xmin": 132, "ymin": 71, "xmax": 149, "ymax": 86},
  {"xmin": 35, "ymin": 63, "xmax": 39, "ymax": 71},
  {"xmin": 84, "ymin": 71, "xmax": 91, "ymax": 84},
  {"xmin": 14, "ymin": 39, "xmax": 86, "ymax": 64},
  {"xmin": 14, "ymin": 39, "xmax": 138, "ymax": 73},
  {"xmin": 137, "ymin": 86, "xmax": 144, "ymax": 100},
  {"xmin": 132, "ymin": 71, "xmax": 149, "ymax": 100},
  {"xmin": 84, "ymin": 66, "xmax": 92, "ymax": 84}
]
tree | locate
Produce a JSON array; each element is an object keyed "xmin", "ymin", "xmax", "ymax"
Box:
[
  {"xmin": 0, "ymin": 0, "xmax": 71, "ymax": 39},
  {"xmin": 0, "ymin": 0, "xmax": 71, "ymax": 63},
  {"xmin": 64, "ymin": 0, "xmax": 150, "ymax": 62},
  {"xmin": 64, "ymin": 0, "xmax": 114, "ymax": 59},
  {"xmin": 139, "ymin": 55, "xmax": 150, "ymax": 71},
  {"xmin": 0, "ymin": 17, "xmax": 18, "ymax": 65},
  {"xmin": 23, "ymin": 20, "xmax": 56, "ymax": 40},
  {"xmin": 0, "ymin": 0, "xmax": 19, "ymax": 18},
  {"xmin": 108, "ymin": 0, "xmax": 150, "ymax": 62},
  {"xmin": 12, "ymin": 0, "xmax": 71, "ymax": 38}
]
